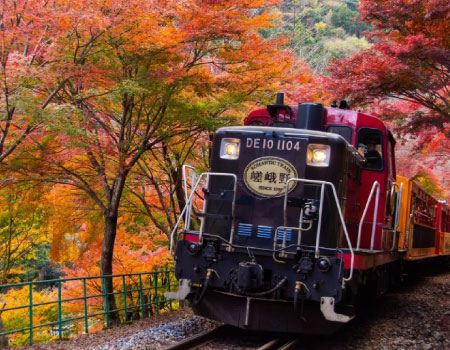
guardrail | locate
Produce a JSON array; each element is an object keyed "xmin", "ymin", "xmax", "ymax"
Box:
[{"xmin": 0, "ymin": 270, "xmax": 177, "ymax": 346}]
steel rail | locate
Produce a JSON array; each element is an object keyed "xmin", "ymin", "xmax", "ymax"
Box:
[
  {"xmin": 256, "ymin": 337, "xmax": 300, "ymax": 350},
  {"xmin": 160, "ymin": 325, "xmax": 232, "ymax": 350},
  {"xmin": 276, "ymin": 338, "xmax": 301, "ymax": 350}
]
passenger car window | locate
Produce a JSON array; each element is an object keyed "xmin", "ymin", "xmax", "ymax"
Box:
[{"xmin": 357, "ymin": 128, "xmax": 383, "ymax": 170}]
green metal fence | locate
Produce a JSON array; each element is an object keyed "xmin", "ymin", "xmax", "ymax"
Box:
[{"xmin": 0, "ymin": 271, "xmax": 177, "ymax": 346}]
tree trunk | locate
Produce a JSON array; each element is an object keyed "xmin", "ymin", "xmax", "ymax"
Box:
[{"xmin": 100, "ymin": 215, "xmax": 119, "ymax": 325}]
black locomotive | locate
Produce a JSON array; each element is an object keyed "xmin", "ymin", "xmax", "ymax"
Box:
[{"xmin": 167, "ymin": 94, "xmax": 405, "ymax": 333}]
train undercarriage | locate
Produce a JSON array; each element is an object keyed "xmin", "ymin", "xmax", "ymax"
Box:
[{"xmin": 168, "ymin": 236, "xmax": 405, "ymax": 333}]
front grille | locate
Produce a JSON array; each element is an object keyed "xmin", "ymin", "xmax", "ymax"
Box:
[
  {"xmin": 277, "ymin": 228, "xmax": 292, "ymax": 241},
  {"xmin": 237, "ymin": 223, "xmax": 252, "ymax": 237},
  {"xmin": 257, "ymin": 225, "xmax": 273, "ymax": 239}
]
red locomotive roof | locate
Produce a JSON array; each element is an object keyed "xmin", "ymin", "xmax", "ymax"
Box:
[{"xmin": 244, "ymin": 105, "xmax": 391, "ymax": 148}]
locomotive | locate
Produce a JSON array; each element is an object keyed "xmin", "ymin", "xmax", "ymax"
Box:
[{"xmin": 166, "ymin": 93, "xmax": 449, "ymax": 334}]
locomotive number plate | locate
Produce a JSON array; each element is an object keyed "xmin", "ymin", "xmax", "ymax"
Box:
[{"xmin": 243, "ymin": 156, "xmax": 298, "ymax": 198}]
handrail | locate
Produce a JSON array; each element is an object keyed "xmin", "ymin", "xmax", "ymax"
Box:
[
  {"xmin": 391, "ymin": 182, "xmax": 403, "ymax": 251},
  {"xmin": 169, "ymin": 171, "xmax": 238, "ymax": 253},
  {"xmin": 283, "ymin": 178, "xmax": 355, "ymax": 285},
  {"xmin": 172, "ymin": 172, "xmax": 356, "ymax": 285},
  {"xmin": 182, "ymin": 165, "xmax": 197, "ymax": 232},
  {"xmin": 272, "ymin": 220, "xmax": 313, "ymax": 262},
  {"xmin": 169, "ymin": 205, "xmax": 188, "ymax": 254},
  {"xmin": 0, "ymin": 270, "xmax": 176, "ymax": 346},
  {"xmin": 356, "ymin": 181, "xmax": 380, "ymax": 251},
  {"xmin": 394, "ymin": 183, "xmax": 403, "ymax": 230}
]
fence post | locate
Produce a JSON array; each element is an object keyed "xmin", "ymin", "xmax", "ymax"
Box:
[
  {"xmin": 138, "ymin": 274, "xmax": 145, "ymax": 319},
  {"xmin": 58, "ymin": 281, "xmax": 62, "ymax": 339},
  {"xmin": 83, "ymin": 278, "xmax": 88, "ymax": 333},
  {"xmin": 102, "ymin": 277, "xmax": 110, "ymax": 327},
  {"xmin": 153, "ymin": 272, "xmax": 159, "ymax": 315},
  {"xmin": 122, "ymin": 275, "xmax": 128, "ymax": 321},
  {"xmin": 28, "ymin": 284, "xmax": 33, "ymax": 345},
  {"xmin": 0, "ymin": 303, "xmax": 7, "ymax": 347},
  {"xmin": 166, "ymin": 271, "xmax": 172, "ymax": 311}
]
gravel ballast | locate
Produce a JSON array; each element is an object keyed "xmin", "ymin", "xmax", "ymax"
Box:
[{"xmin": 92, "ymin": 316, "xmax": 217, "ymax": 350}]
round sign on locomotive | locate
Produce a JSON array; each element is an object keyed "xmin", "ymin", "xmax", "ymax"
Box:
[
  {"xmin": 166, "ymin": 93, "xmax": 450, "ymax": 334},
  {"xmin": 243, "ymin": 156, "xmax": 298, "ymax": 198}
]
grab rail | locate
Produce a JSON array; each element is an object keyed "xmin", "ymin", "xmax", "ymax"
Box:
[
  {"xmin": 169, "ymin": 171, "xmax": 237, "ymax": 254},
  {"xmin": 356, "ymin": 181, "xmax": 380, "ymax": 251},
  {"xmin": 391, "ymin": 182, "xmax": 403, "ymax": 251},
  {"xmin": 282, "ymin": 178, "xmax": 355, "ymax": 285},
  {"xmin": 182, "ymin": 165, "xmax": 197, "ymax": 232},
  {"xmin": 272, "ymin": 221, "xmax": 313, "ymax": 261},
  {"xmin": 172, "ymin": 172, "xmax": 356, "ymax": 285}
]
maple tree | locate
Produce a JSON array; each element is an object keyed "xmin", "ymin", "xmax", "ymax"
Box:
[
  {"xmin": 326, "ymin": 0, "xmax": 450, "ymax": 136},
  {"xmin": 0, "ymin": 0, "xmax": 103, "ymax": 163},
  {"xmin": 125, "ymin": 133, "xmax": 207, "ymax": 241},
  {"xmin": 0, "ymin": 181, "xmax": 49, "ymax": 284},
  {"xmin": 5, "ymin": 0, "xmax": 303, "ymax": 322}
]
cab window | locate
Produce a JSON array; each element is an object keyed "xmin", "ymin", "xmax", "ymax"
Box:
[
  {"xmin": 326, "ymin": 125, "xmax": 353, "ymax": 144},
  {"xmin": 357, "ymin": 128, "xmax": 383, "ymax": 170},
  {"xmin": 272, "ymin": 121, "xmax": 295, "ymax": 128},
  {"xmin": 248, "ymin": 120, "xmax": 265, "ymax": 126}
]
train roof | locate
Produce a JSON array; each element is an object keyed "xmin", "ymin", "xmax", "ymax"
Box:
[
  {"xmin": 244, "ymin": 104, "xmax": 395, "ymax": 148},
  {"xmin": 216, "ymin": 125, "xmax": 348, "ymax": 143},
  {"xmin": 245, "ymin": 105, "xmax": 391, "ymax": 134}
]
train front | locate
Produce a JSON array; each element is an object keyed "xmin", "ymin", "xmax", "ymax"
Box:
[{"xmin": 167, "ymin": 101, "xmax": 360, "ymax": 333}]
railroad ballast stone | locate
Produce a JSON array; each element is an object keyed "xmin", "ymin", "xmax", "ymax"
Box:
[{"xmin": 93, "ymin": 316, "xmax": 217, "ymax": 350}]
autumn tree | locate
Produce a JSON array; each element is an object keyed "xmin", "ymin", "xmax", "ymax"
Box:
[
  {"xmin": 124, "ymin": 130, "xmax": 209, "ymax": 242},
  {"xmin": 0, "ymin": 0, "xmax": 103, "ymax": 164},
  {"xmin": 327, "ymin": 0, "xmax": 450, "ymax": 135},
  {"xmin": 0, "ymin": 182, "xmax": 49, "ymax": 284},
  {"xmin": 9, "ymin": 0, "xmax": 301, "ymax": 321}
]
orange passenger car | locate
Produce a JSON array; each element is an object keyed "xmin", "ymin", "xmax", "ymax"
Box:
[
  {"xmin": 436, "ymin": 201, "xmax": 450, "ymax": 256},
  {"xmin": 397, "ymin": 176, "xmax": 450, "ymax": 260}
]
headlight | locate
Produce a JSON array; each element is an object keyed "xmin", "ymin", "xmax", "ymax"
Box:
[
  {"xmin": 317, "ymin": 257, "xmax": 331, "ymax": 272},
  {"xmin": 307, "ymin": 144, "xmax": 330, "ymax": 167},
  {"xmin": 220, "ymin": 138, "xmax": 240, "ymax": 159}
]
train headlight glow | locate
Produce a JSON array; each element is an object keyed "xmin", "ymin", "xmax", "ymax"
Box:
[
  {"xmin": 307, "ymin": 144, "xmax": 331, "ymax": 167},
  {"xmin": 313, "ymin": 149, "xmax": 327, "ymax": 162},
  {"xmin": 220, "ymin": 138, "xmax": 240, "ymax": 159}
]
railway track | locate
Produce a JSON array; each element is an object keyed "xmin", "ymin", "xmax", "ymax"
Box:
[
  {"xmin": 161, "ymin": 325, "xmax": 302, "ymax": 350},
  {"xmin": 160, "ymin": 325, "xmax": 230, "ymax": 350}
]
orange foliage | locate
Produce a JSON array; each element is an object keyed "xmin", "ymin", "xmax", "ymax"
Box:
[
  {"xmin": 0, "ymin": 287, "xmax": 58, "ymax": 345},
  {"xmin": 57, "ymin": 226, "xmax": 171, "ymax": 332}
]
